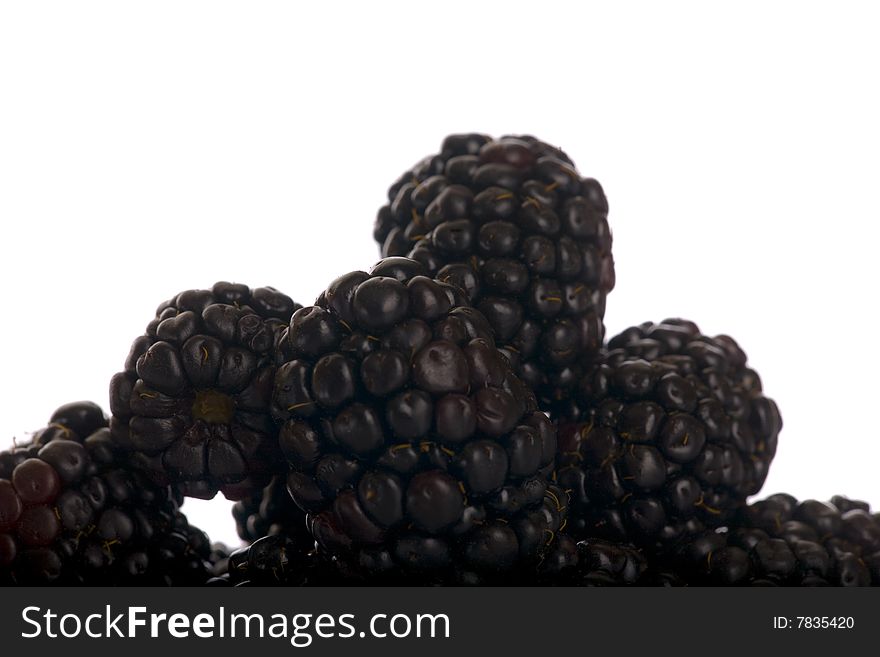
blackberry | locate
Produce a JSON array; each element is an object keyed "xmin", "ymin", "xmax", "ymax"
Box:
[
  {"xmin": 232, "ymin": 475, "xmax": 311, "ymax": 546},
  {"xmin": 221, "ymin": 535, "xmax": 339, "ymax": 586},
  {"xmin": 272, "ymin": 257, "xmax": 565, "ymax": 582},
  {"xmin": 0, "ymin": 405, "xmax": 212, "ymax": 585},
  {"xmin": 665, "ymin": 494, "xmax": 880, "ymax": 585},
  {"xmin": 556, "ymin": 319, "xmax": 782, "ymax": 548},
  {"xmin": 110, "ymin": 282, "xmax": 300, "ymax": 500},
  {"xmin": 738, "ymin": 494, "xmax": 880, "ymax": 583},
  {"xmin": 373, "ymin": 134, "xmax": 614, "ymax": 406},
  {"xmin": 536, "ymin": 535, "xmax": 649, "ymax": 586}
]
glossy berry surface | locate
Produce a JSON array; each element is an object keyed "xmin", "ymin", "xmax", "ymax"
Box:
[
  {"xmin": 373, "ymin": 134, "xmax": 614, "ymax": 407},
  {"xmin": 109, "ymin": 282, "xmax": 300, "ymax": 500},
  {"xmin": 555, "ymin": 319, "xmax": 782, "ymax": 548},
  {"xmin": 272, "ymin": 257, "xmax": 565, "ymax": 581}
]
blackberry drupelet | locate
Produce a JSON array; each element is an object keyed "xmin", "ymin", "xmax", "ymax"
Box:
[
  {"xmin": 6, "ymin": 401, "xmax": 109, "ymax": 451},
  {"xmin": 232, "ymin": 474, "xmax": 311, "ymax": 545},
  {"xmin": 272, "ymin": 257, "xmax": 565, "ymax": 583},
  {"xmin": 110, "ymin": 282, "xmax": 300, "ymax": 500},
  {"xmin": 0, "ymin": 404, "xmax": 212, "ymax": 585},
  {"xmin": 556, "ymin": 319, "xmax": 782, "ymax": 548},
  {"xmin": 664, "ymin": 494, "xmax": 880, "ymax": 585},
  {"xmin": 46, "ymin": 401, "xmax": 109, "ymax": 441},
  {"xmin": 373, "ymin": 134, "xmax": 614, "ymax": 407}
]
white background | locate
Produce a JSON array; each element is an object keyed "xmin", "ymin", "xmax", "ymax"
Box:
[{"xmin": 1, "ymin": 1, "xmax": 878, "ymax": 548}]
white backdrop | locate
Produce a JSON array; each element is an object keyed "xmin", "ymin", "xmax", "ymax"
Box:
[{"xmin": 1, "ymin": 1, "xmax": 878, "ymax": 548}]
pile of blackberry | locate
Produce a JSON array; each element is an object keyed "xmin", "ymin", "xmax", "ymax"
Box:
[{"xmin": 4, "ymin": 132, "xmax": 876, "ymax": 587}]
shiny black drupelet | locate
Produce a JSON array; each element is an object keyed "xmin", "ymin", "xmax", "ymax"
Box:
[
  {"xmin": 109, "ymin": 282, "xmax": 300, "ymax": 500},
  {"xmin": 0, "ymin": 403, "xmax": 212, "ymax": 585},
  {"xmin": 555, "ymin": 319, "xmax": 782, "ymax": 549},
  {"xmin": 373, "ymin": 134, "xmax": 614, "ymax": 408},
  {"xmin": 271, "ymin": 257, "xmax": 565, "ymax": 582}
]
